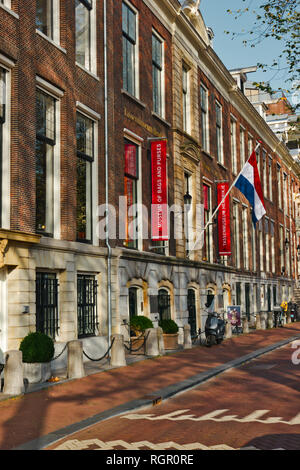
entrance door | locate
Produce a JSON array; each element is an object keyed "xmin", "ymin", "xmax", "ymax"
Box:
[
  {"xmin": 0, "ymin": 269, "xmax": 7, "ymax": 357},
  {"xmin": 187, "ymin": 289, "xmax": 197, "ymax": 337},
  {"xmin": 129, "ymin": 287, "xmax": 138, "ymax": 320},
  {"xmin": 245, "ymin": 283, "xmax": 250, "ymax": 321},
  {"xmin": 158, "ymin": 289, "xmax": 171, "ymax": 321},
  {"xmin": 267, "ymin": 285, "xmax": 271, "ymax": 312}
]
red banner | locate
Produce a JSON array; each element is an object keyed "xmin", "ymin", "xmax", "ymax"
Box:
[
  {"xmin": 151, "ymin": 140, "xmax": 168, "ymax": 241},
  {"xmin": 217, "ymin": 183, "xmax": 231, "ymax": 256}
]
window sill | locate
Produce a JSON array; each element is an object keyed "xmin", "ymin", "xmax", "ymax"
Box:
[
  {"xmin": 217, "ymin": 161, "xmax": 228, "ymax": 171},
  {"xmin": 202, "ymin": 150, "xmax": 213, "ymax": 160},
  {"xmin": 0, "ymin": 4, "xmax": 19, "ymax": 19},
  {"xmin": 151, "ymin": 112, "xmax": 171, "ymax": 128},
  {"xmin": 121, "ymin": 89, "xmax": 146, "ymax": 109},
  {"xmin": 76, "ymin": 62, "xmax": 100, "ymax": 81},
  {"xmin": 36, "ymin": 29, "xmax": 66, "ymax": 54}
]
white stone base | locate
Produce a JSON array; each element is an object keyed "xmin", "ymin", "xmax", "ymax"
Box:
[{"xmin": 23, "ymin": 362, "xmax": 51, "ymax": 384}]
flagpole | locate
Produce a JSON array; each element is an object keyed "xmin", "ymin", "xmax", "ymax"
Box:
[{"xmin": 192, "ymin": 141, "xmax": 261, "ymax": 251}]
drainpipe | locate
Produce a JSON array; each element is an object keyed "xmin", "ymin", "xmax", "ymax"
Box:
[{"xmin": 104, "ymin": 0, "xmax": 112, "ymax": 354}]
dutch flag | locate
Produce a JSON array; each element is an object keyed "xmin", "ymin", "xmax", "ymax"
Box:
[{"xmin": 234, "ymin": 149, "xmax": 266, "ymax": 226}]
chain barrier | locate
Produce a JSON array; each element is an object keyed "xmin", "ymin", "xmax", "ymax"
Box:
[
  {"xmin": 124, "ymin": 331, "xmax": 150, "ymax": 353},
  {"xmin": 52, "ymin": 343, "xmax": 68, "ymax": 361},
  {"xmin": 82, "ymin": 337, "xmax": 115, "ymax": 362}
]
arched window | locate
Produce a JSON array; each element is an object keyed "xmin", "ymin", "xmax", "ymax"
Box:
[{"xmin": 158, "ymin": 288, "xmax": 171, "ymax": 321}]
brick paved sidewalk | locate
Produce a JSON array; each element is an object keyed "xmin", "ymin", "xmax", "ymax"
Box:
[{"xmin": 0, "ymin": 323, "xmax": 300, "ymax": 450}]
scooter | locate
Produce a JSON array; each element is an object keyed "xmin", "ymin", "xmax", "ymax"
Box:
[{"xmin": 205, "ymin": 312, "xmax": 226, "ymax": 347}]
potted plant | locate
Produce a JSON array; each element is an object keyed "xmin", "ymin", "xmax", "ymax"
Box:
[
  {"xmin": 159, "ymin": 319, "xmax": 179, "ymax": 350},
  {"xmin": 19, "ymin": 332, "xmax": 54, "ymax": 383},
  {"xmin": 129, "ymin": 315, "xmax": 153, "ymax": 355}
]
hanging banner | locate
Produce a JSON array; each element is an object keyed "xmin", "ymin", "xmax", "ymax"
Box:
[
  {"xmin": 217, "ymin": 182, "xmax": 231, "ymax": 256},
  {"xmin": 151, "ymin": 139, "xmax": 168, "ymax": 240}
]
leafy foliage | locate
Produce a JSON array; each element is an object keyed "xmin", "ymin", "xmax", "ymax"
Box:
[
  {"xmin": 226, "ymin": 0, "xmax": 300, "ymax": 108},
  {"xmin": 19, "ymin": 332, "xmax": 55, "ymax": 363},
  {"xmin": 159, "ymin": 319, "xmax": 179, "ymax": 334},
  {"xmin": 130, "ymin": 315, "xmax": 153, "ymax": 334}
]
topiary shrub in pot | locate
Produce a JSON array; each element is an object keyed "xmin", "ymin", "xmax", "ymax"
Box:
[
  {"xmin": 19, "ymin": 332, "xmax": 55, "ymax": 384},
  {"xmin": 129, "ymin": 315, "xmax": 153, "ymax": 336},
  {"xmin": 159, "ymin": 319, "xmax": 179, "ymax": 350},
  {"xmin": 129, "ymin": 316, "xmax": 154, "ymax": 355}
]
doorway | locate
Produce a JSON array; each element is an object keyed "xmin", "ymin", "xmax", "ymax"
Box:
[{"xmin": 187, "ymin": 289, "xmax": 197, "ymax": 337}]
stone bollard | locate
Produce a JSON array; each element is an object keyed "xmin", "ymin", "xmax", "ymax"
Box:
[
  {"xmin": 157, "ymin": 327, "xmax": 165, "ymax": 355},
  {"xmin": 145, "ymin": 328, "xmax": 159, "ymax": 357},
  {"xmin": 3, "ymin": 350, "xmax": 24, "ymax": 395},
  {"xmin": 287, "ymin": 312, "xmax": 291, "ymax": 324},
  {"xmin": 110, "ymin": 334, "xmax": 126, "ymax": 367},
  {"xmin": 267, "ymin": 312, "xmax": 273, "ymax": 329},
  {"xmin": 67, "ymin": 340, "xmax": 85, "ymax": 379},
  {"xmin": 255, "ymin": 314, "xmax": 261, "ymax": 330},
  {"xmin": 183, "ymin": 324, "xmax": 192, "ymax": 349},
  {"xmin": 260, "ymin": 313, "xmax": 266, "ymax": 330},
  {"xmin": 242, "ymin": 318, "xmax": 249, "ymax": 334},
  {"xmin": 225, "ymin": 322, "xmax": 232, "ymax": 339}
]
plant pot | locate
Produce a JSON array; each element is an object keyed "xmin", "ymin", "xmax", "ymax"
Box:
[
  {"xmin": 163, "ymin": 333, "xmax": 179, "ymax": 350},
  {"xmin": 23, "ymin": 362, "xmax": 52, "ymax": 384},
  {"xmin": 130, "ymin": 336, "xmax": 145, "ymax": 355}
]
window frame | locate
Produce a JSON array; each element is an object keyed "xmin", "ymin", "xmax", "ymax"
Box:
[
  {"xmin": 200, "ymin": 83, "xmax": 209, "ymax": 153},
  {"xmin": 35, "ymin": 88, "xmax": 57, "ymax": 237},
  {"xmin": 122, "ymin": 0, "xmax": 139, "ymax": 98},
  {"xmin": 230, "ymin": 116, "xmax": 237, "ymax": 174},
  {"xmin": 75, "ymin": 0, "xmax": 96, "ymax": 75},
  {"xmin": 152, "ymin": 30, "xmax": 165, "ymax": 118},
  {"xmin": 215, "ymin": 100, "xmax": 223, "ymax": 164},
  {"xmin": 77, "ymin": 273, "xmax": 98, "ymax": 338},
  {"xmin": 76, "ymin": 111, "xmax": 95, "ymax": 244},
  {"xmin": 182, "ymin": 64, "xmax": 191, "ymax": 134}
]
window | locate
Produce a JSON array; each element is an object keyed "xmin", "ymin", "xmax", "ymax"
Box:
[
  {"xmin": 77, "ymin": 274, "xmax": 98, "ymax": 337},
  {"xmin": 76, "ymin": 112, "xmax": 94, "ymax": 242},
  {"xmin": 203, "ymin": 184, "xmax": 212, "ymax": 262},
  {"xmin": 215, "ymin": 101, "xmax": 223, "ymax": 163},
  {"xmin": 242, "ymin": 206, "xmax": 249, "ymax": 270},
  {"xmin": 231, "ymin": 118, "xmax": 237, "ymax": 173},
  {"xmin": 152, "ymin": 32, "xmax": 164, "ymax": 117},
  {"xmin": 200, "ymin": 84, "xmax": 209, "ymax": 152},
  {"xmin": 36, "ymin": 0, "xmax": 54, "ymax": 39},
  {"xmin": 36, "ymin": 272, "xmax": 59, "ymax": 339},
  {"xmin": 0, "ymin": 68, "xmax": 5, "ymax": 228},
  {"xmin": 270, "ymin": 220, "xmax": 275, "ymax": 273},
  {"xmin": 265, "ymin": 218, "xmax": 270, "ymax": 273},
  {"xmin": 277, "ymin": 165, "xmax": 282, "ymax": 209},
  {"xmin": 182, "ymin": 65, "xmax": 190, "ymax": 133},
  {"xmin": 184, "ymin": 172, "xmax": 193, "ymax": 256},
  {"xmin": 251, "ymin": 214, "xmax": 256, "ymax": 272},
  {"xmin": 233, "ymin": 202, "xmax": 240, "ymax": 268},
  {"xmin": 283, "ymin": 173, "xmax": 288, "ymax": 214},
  {"xmin": 158, "ymin": 289, "xmax": 171, "ymax": 321},
  {"xmin": 124, "ymin": 139, "xmax": 139, "ymax": 249},
  {"xmin": 259, "ymin": 220, "xmax": 264, "ymax": 272},
  {"xmin": 280, "ymin": 225, "xmax": 284, "ymax": 273},
  {"xmin": 286, "ymin": 229, "xmax": 290, "ymax": 276},
  {"xmin": 122, "ymin": 1, "xmax": 137, "ymax": 96},
  {"xmin": 262, "ymin": 150, "xmax": 267, "ymax": 197},
  {"xmin": 268, "ymin": 157, "xmax": 273, "ymax": 201},
  {"xmin": 36, "ymin": 89, "xmax": 56, "ymax": 235},
  {"xmin": 248, "ymin": 134, "xmax": 253, "ymax": 158},
  {"xmin": 75, "ymin": 0, "xmax": 93, "ymax": 71},
  {"xmin": 240, "ymin": 126, "xmax": 245, "ymax": 167}
]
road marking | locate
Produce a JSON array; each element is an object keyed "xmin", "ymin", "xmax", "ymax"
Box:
[
  {"xmin": 122, "ymin": 409, "xmax": 300, "ymax": 425},
  {"xmin": 53, "ymin": 439, "xmax": 239, "ymax": 450}
]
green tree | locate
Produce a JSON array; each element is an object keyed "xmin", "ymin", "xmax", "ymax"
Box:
[{"xmin": 226, "ymin": 0, "xmax": 300, "ymax": 109}]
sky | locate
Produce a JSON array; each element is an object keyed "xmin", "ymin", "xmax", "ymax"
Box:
[{"xmin": 198, "ymin": 0, "xmax": 292, "ymax": 98}]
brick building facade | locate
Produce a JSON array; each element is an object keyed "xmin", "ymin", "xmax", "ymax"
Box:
[{"xmin": 0, "ymin": 0, "xmax": 299, "ymax": 365}]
